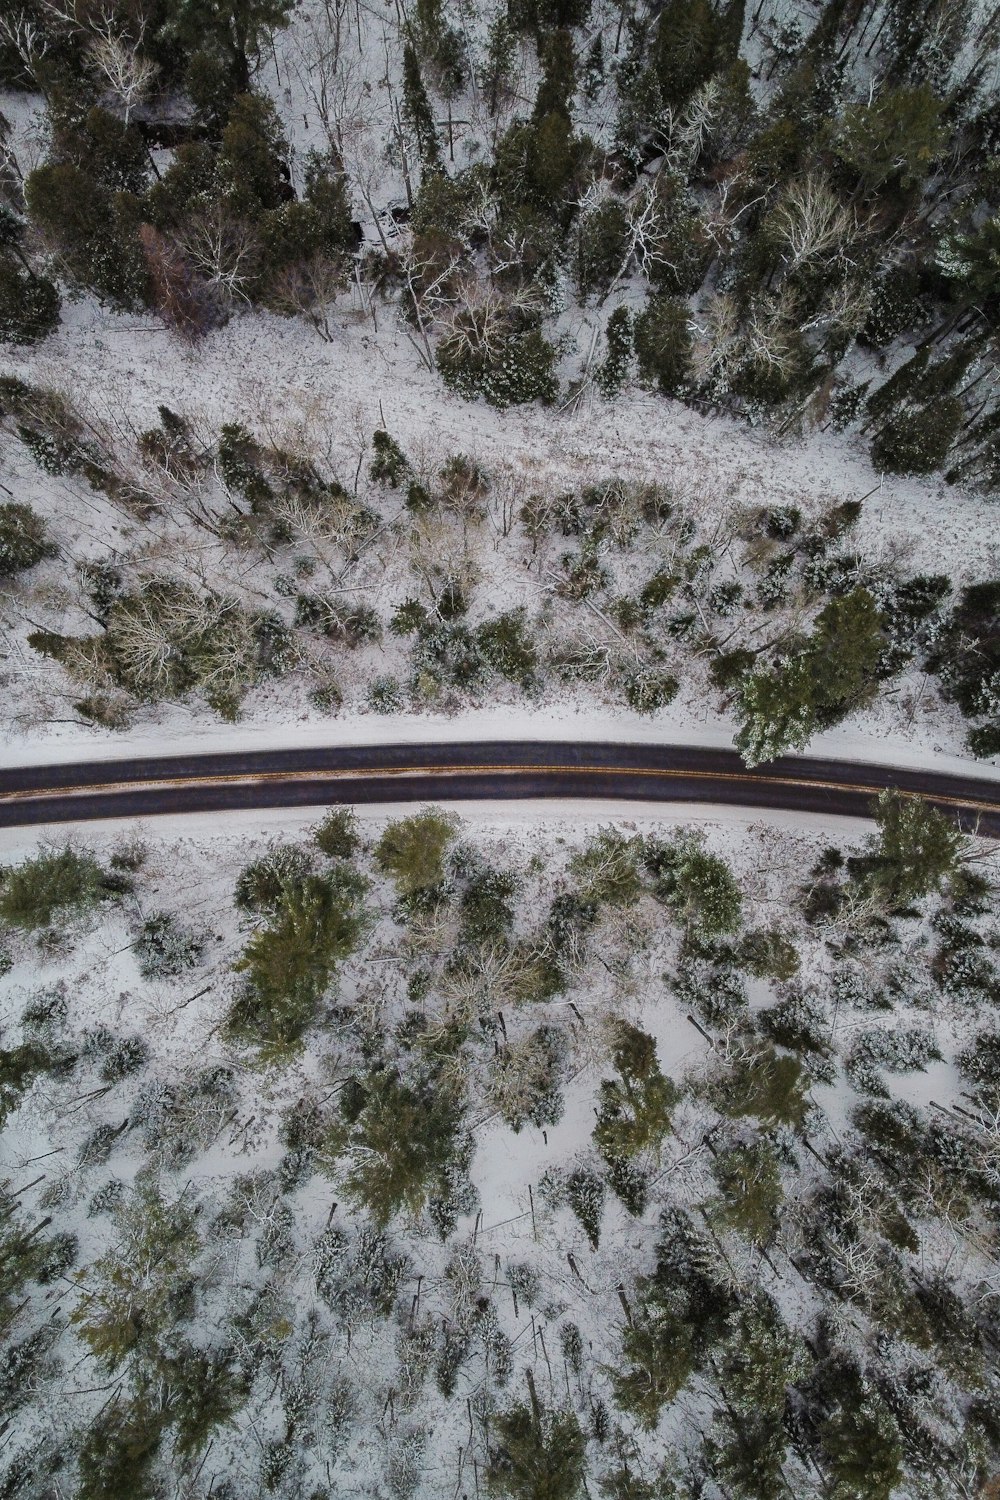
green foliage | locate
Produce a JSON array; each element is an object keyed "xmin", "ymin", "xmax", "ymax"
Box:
[
  {"xmin": 644, "ymin": 832, "xmax": 742, "ymax": 937},
  {"xmin": 134, "ymin": 913, "xmax": 205, "ymax": 980},
  {"xmin": 375, "ymin": 807, "xmax": 459, "ymax": 896},
  {"xmin": 437, "ymin": 317, "xmax": 559, "ymax": 408},
  {"xmin": 71, "ymin": 1176, "xmax": 201, "ymax": 1369},
  {"xmin": 833, "ymin": 84, "xmax": 945, "ymax": 196},
  {"xmin": 571, "ymin": 828, "xmax": 643, "ymax": 908},
  {"xmin": 634, "ymin": 292, "xmax": 693, "ymax": 396},
  {"xmin": 594, "ymin": 1020, "xmax": 679, "ymax": 1162},
  {"xmin": 740, "ymin": 925, "xmax": 800, "ymax": 980},
  {"xmin": 735, "ymin": 589, "xmax": 886, "ymax": 765},
  {"xmin": 0, "ymin": 846, "xmax": 121, "ymax": 930},
  {"xmin": 164, "ymin": 0, "xmax": 297, "ymax": 93},
  {"xmin": 707, "ymin": 1140, "xmax": 783, "ymax": 1245},
  {"xmin": 856, "ymin": 790, "xmax": 967, "ymax": 907},
  {"xmin": 565, "ymin": 1166, "xmax": 605, "ymax": 1248},
  {"xmin": 314, "ymin": 807, "xmax": 361, "ymax": 860},
  {"xmin": 370, "ymin": 429, "xmax": 411, "ymax": 486},
  {"xmin": 613, "ymin": 1210, "xmax": 732, "ymax": 1428},
  {"xmin": 710, "ymin": 1295, "xmax": 809, "ymax": 1500},
  {"xmin": 595, "ymin": 307, "xmax": 633, "ymax": 397},
  {"xmin": 402, "ymin": 43, "xmax": 441, "ymax": 168},
  {"xmin": 489, "ymin": 1394, "xmax": 586, "ymax": 1500},
  {"xmin": 29, "ymin": 577, "xmax": 292, "ymax": 719},
  {"xmin": 0, "ymin": 260, "xmax": 61, "ymax": 344},
  {"xmin": 819, "ymin": 1380, "xmax": 903, "ymax": 1500},
  {"xmin": 330, "ymin": 1064, "xmax": 471, "ymax": 1227},
  {"xmin": 24, "ymin": 162, "xmax": 149, "ymax": 309},
  {"xmin": 0, "ymin": 501, "xmax": 56, "ymax": 577},
  {"xmin": 711, "ymin": 1041, "xmax": 809, "ymax": 1130},
  {"xmin": 227, "ymin": 862, "xmax": 367, "ymax": 1057},
  {"xmin": 871, "ymin": 395, "xmax": 963, "ymax": 474}
]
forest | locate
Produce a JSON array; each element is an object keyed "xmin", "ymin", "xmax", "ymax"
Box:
[
  {"xmin": 1, "ymin": 798, "xmax": 999, "ymax": 1499},
  {"xmin": 2, "ymin": 0, "xmax": 1000, "ymax": 1497}
]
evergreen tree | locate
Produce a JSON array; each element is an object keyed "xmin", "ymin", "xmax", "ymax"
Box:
[
  {"xmin": 634, "ymin": 292, "xmax": 693, "ymax": 396},
  {"xmin": 708, "ymin": 1139, "xmax": 783, "ymax": 1245},
  {"xmin": 857, "ymin": 790, "xmax": 967, "ymax": 907},
  {"xmin": 403, "ymin": 43, "xmax": 441, "ymax": 170},
  {"xmin": 163, "ymin": 0, "xmax": 297, "ymax": 93},
  {"xmin": 489, "ymin": 1391, "xmax": 586, "ymax": 1500},
  {"xmin": 594, "ymin": 1020, "xmax": 679, "ymax": 1162},
  {"xmin": 819, "ymin": 1383, "xmax": 903, "ymax": 1500},
  {"xmin": 375, "ymin": 807, "xmax": 458, "ymax": 895},
  {"xmin": 0, "ymin": 259, "xmax": 61, "ymax": 344},
  {"xmin": 595, "ymin": 307, "xmax": 633, "ymax": 396},
  {"xmin": 0, "ymin": 501, "xmax": 56, "ymax": 577}
]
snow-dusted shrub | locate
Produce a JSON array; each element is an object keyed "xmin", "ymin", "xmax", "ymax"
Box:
[
  {"xmin": 957, "ymin": 1028, "xmax": 1000, "ymax": 1110},
  {"xmin": 845, "ymin": 1024, "xmax": 938, "ymax": 1096},
  {"xmin": 622, "ymin": 665, "xmax": 680, "ymax": 713},
  {"xmin": 0, "ymin": 846, "xmax": 123, "ymax": 931},
  {"xmin": 134, "ymin": 912, "xmax": 206, "ymax": 979},
  {"xmin": 82, "ymin": 1024, "xmax": 150, "ymax": 1083},
  {"xmin": 314, "ymin": 1224, "xmax": 409, "ymax": 1327},
  {"xmin": 386, "ymin": 1426, "xmax": 427, "ymax": 1500},
  {"xmin": 313, "ymin": 807, "xmax": 359, "ymax": 860},
  {"xmin": 550, "ymin": 1166, "xmax": 605, "ymax": 1248},
  {"xmin": 673, "ymin": 957, "xmax": 748, "ymax": 1025},
  {"xmin": 86, "ymin": 1178, "xmax": 125, "ymax": 1217},
  {"xmin": 477, "ymin": 1300, "xmax": 514, "ymax": 1386},
  {"xmin": 77, "ymin": 1122, "xmax": 121, "ymax": 1167},
  {"xmin": 831, "ymin": 965, "xmax": 880, "ymax": 1011},
  {"xmin": 740, "ymin": 926, "xmax": 800, "ymax": 980},
  {"xmin": 507, "ymin": 1261, "xmax": 540, "ymax": 1307},
  {"xmin": 132, "ymin": 1065, "xmax": 236, "ymax": 1169},
  {"xmin": 489, "ymin": 1025, "xmax": 567, "ymax": 1131},
  {"xmin": 369, "ymin": 674, "xmax": 404, "ymax": 713},
  {"xmin": 233, "ymin": 842, "xmax": 313, "ymax": 915},
  {"xmin": 758, "ymin": 986, "xmax": 834, "ymax": 1081},
  {"xmin": 437, "ymin": 317, "xmax": 558, "ymax": 408},
  {"xmin": 0, "ymin": 500, "xmax": 55, "ymax": 577},
  {"xmin": 755, "ymin": 551, "xmax": 795, "ymax": 611},
  {"xmin": 708, "ymin": 580, "xmax": 743, "ymax": 617}
]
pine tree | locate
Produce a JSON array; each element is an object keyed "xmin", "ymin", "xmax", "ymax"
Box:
[
  {"xmin": 859, "ymin": 790, "xmax": 967, "ymax": 907},
  {"xmin": 594, "ymin": 1020, "xmax": 679, "ymax": 1162},
  {"xmin": 819, "ymin": 1384, "xmax": 903, "ymax": 1500},
  {"xmin": 489, "ymin": 1389, "xmax": 586, "ymax": 1500},
  {"xmin": 402, "ymin": 44, "xmax": 441, "ymax": 170}
]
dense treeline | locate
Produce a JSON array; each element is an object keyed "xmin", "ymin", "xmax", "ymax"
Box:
[{"xmin": 1, "ymin": 0, "xmax": 998, "ymax": 484}]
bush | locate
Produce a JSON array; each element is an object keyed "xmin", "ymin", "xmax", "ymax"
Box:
[
  {"xmin": 370, "ymin": 430, "xmax": 410, "ymax": 486},
  {"xmin": 375, "ymin": 808, "xmax": 459, "ymax": 896},
  {"xmin": 0, "ymin": 260, "xmax": 60, "ymax": 344},
  {"xmin": 369, "ymin": 674, "xmax": 404, "ymax": 712},
  {"xmin": 622, "ymin": 666, "xmax": 680, "ymax": 713},
  {"xmin": 740, "ymin": 925, "xmax": 800, "ymax": 979},
  {"xmin": 634, "ymin": 292, "xmax": 693, "ymax": 396},
  {"xmin": 0, "ymin": 501, "xmax": 56, "ymax": 578},
  {"xmin": 226, "ymin": 863, "xmax": 367, "ymax": 1057},
  {"xmin": 82, "ymin": 1025, "xmax": 150, "ymax": 1083},
  {"xmin": 314, "ymin": 808, "xmax": 360, "ymax": 860},
  {"xmin": 0, "ymin": 847, "xmax": 121, "ymax": 930},
  {"xmin": 645, "ymin": 833, "xmax": 742, "ymax": 937},
  {"xmin": 437, "ymin": 319, "xmax": 558, "ymax": 408},
  {"xmin": 134, "ymin": 913, "xmax": 206, "ymax": 980}
]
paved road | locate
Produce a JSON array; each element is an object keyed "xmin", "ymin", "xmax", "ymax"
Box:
[{"xmin": 1, "ymin": 742, "xmax": 999, "ymax": 834}]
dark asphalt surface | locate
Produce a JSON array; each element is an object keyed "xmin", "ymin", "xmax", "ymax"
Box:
[{"xmin": 1, "ymin": 741, "xmax": 999, "ymax": 833}]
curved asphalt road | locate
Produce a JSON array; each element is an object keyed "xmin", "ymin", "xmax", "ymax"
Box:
[{"xmin": 0, "ymin": 741, "xmax": 999, "ymax": 834}]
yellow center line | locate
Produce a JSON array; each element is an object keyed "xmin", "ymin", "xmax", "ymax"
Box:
[{"xmin": 2, "ymin": 762, "xmax": 999, "ymax": 815}]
